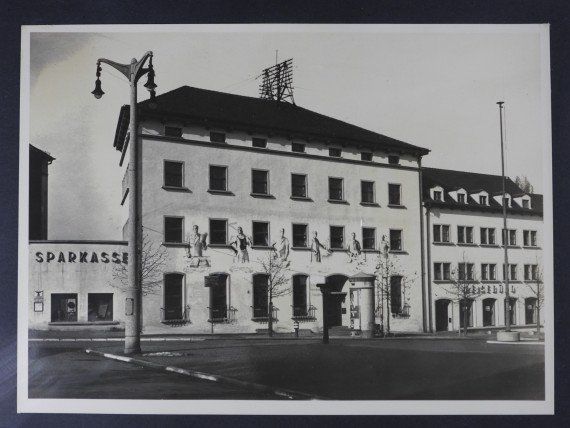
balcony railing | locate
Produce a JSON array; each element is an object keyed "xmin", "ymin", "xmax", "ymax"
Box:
[
  {"xmin": 160, "ymin": 305, "xmax": 191, "ymax": 326},
  {"xmin": 251, "ymin": 306, "xmax": 279, "ymax": 322},
  {"xmin": 291, "ymin": 304, "xmax": 317, "ymax": 321},
  {"xmin": 208, "ymin": 305, "xmax": 238, "ymax": 324}
]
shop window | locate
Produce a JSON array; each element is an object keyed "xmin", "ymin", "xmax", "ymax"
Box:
[
  {"xmin": 87, "ymin": 293, "xmax": 113, "ymax": 322},
  {"xmin": 51, "ymin": 293, "xmax": 78, "ymax": 322},
  {"xmin": 208, "ymin": 274, "xmax": 228, "ymax": 321},
  {"xmin": 459, "ymin": 299, "xmax": 474, "ymax": 328}
]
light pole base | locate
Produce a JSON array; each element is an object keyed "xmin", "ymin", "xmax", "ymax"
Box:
[{"xmin": 496, "ymin": 331, "xmax": 520, "ymax": 342}]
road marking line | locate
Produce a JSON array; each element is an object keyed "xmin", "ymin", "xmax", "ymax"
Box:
[{"xmin": 85, "ymin": 348, "xmax": 324, "ymax": 400}]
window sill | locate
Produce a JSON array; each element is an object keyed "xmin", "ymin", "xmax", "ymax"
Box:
[
  {"xmin": 291, "ymin": 246, "xmax": 311, "ymax": 251},
  {"xmin": 523, "ymin": 280, "xmax": 540, "ymax": 283},
  {"xmin": 481, "ymin": 280, "xmax": 500, "ymax": 283},
  {"xmin": 290, "ymin": 196, "xmax": 313, "ymax": 202},
  {"xmin": 162, "ymin": 185, "xmax": 191, "ymax": 193},
  {"xmin": 208, "ymin": 243, "xmax": 232, "ymax": 249},
  {"xmin": 162, "ymin": 242, "xmax": 187, "ymax": 247},
  {"xmin": 389, "ymin": 250, "xmax": 408, "ymax": 255},
  {"xmin": 251, "ymin": 245, "xmax": 273, "ymax": 250},
  {"xmin": 207, "ymin": 189, "xmax": 235, "ymax": 196},
  {"xmin": 433, "ymin": 280, "xmax": 453, "ymax": 284},
  {"xmin": 387, "ymin": 204, "xmax": 406, "ymax": 209},
  {"xmin": 362, "ymin": 249, "xmax": 380, "ymax": 253},
  {"xmin": 48, "ymin": 321, "xmax": 120, "ymax": 326},
  {"xmin": 250, "ymin": 193, "xmax": 275, "ymax": 199},
  {"xmin": 433, "ymin": 242, "xmax": 454, "ymax": 246},
  {"xmin": 329, "ymin": 248, "xmax": 346, "ymax": 252},
  {"xmin": 328, "ymin": 199, "xmax": 349, "ymax": 205},
  {"xmin": 457, "ymin": 243, "xmax": 477, "ymax": 247},
  {"xmin": 501, "ymin": 245, "xmax": 521, "ymax": 249},
  {"xmin": 523, "ymin": 246, "xmax": 541, "ymax": 250},
  {"xmin": 480, "ymin": 244, "xmax": 499, "ymax": 248},
  {"xmin": 360, "ymin": 202, "xmax": 380, "ymax": 207}
]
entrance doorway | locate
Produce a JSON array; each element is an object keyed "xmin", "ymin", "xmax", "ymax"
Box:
[
  {"xmin": 435, "ymin": 299, "xmax": 451, "ymax": 331},
  {"xmin": 504, "ymin": 297, "xmax": 517, "ymax": 326},
  {"xmin": 325, "ymin": 275, "xmax": 348, "ymax": 327},
  {"xmin": 525, "ymin": 297, "xmax": 537, "ymax": 325},
  {"xmin": 482, "ymin": 298, "xmax": 496, "ymax": 326}
]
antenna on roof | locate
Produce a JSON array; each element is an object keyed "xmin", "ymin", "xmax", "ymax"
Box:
[{"xmin": 258, "ymin": 58, "xmax": 295, "ymax": 105}]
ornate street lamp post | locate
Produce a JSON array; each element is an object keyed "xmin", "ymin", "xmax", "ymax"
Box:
[{"xmin": 91, "ymin": 52, "xmax": 156, "ymax": 354}]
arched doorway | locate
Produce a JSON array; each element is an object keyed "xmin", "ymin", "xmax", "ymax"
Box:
[
  {"xmin": 504, "ymin": 297, "xmax": 517, "ymax": 326},
  {"xmin": 324, "ymin": 274, "xmax": 349, "ymax": 327},
  {"xmin": 459, "ymin": 298, "xmax": 474, "ymax": 329},
  {"xmin": 482, "ymin": 298, "xmax": 496, "ymax": 327},
  {"xmin": 525, "ymin": 297, "xmax": 538, "ymax": 325},
  {"xmin": 435, "ymin": 299, "xmax": 451, "ymax": 331}
]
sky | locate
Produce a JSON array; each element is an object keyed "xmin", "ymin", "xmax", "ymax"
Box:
[{"xmin": 28, "ymin": 25, "xmax": 549, "ymax": 240}]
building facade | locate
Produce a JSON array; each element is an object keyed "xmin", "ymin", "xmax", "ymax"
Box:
[
  {"xmin": 29, "ymin": 145, "xmax": 54, "ymax": 240},
  {"xmin": 114, "ymin": 86, "xmax": 430, "ymax": 335},
  {"xmin": 422, "ymin": 168, "xmax": 544, "ymax": 332}
]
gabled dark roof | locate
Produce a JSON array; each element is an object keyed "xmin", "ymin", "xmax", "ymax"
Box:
[
  {"xmin": 422, "ymin": 167, "xmax": 542, "ymax": 216},
  {"xmin": 30, "ymin": 144, "xmax": 55, "ymax": 162},
  {"xmin": 113, "ymin": 86, "xmax": 429, "ymax": 156}
]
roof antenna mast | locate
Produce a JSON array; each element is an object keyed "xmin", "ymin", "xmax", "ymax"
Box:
[{"xmin": 259, "ymin": 57, "xmax": 295, "ymax": 105}]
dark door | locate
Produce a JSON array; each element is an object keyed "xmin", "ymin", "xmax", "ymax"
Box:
[
  {"xmin": 483, "ymin": 298, "xmax": 496, "ymax": 326},
  {"xmin": 164, "ymin": 274, "xmax": 183, "ymax": 320},
  {"xmin": 504, "ymin": 298, "xmax": 517, "ymax": 326},
  {"xmin": 435, "ymin": 299, "xmax": 450, "ymax": 331},
  {"xmin": 525, "ymin": 298, "xmax": 537, "ymax": 324},
  {"xmin": 325, "ymin": 275, "xmax": 348, "ymax": 327}
]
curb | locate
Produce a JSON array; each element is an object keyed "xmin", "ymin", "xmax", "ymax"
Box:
[
  {"xmin": 486, "ymin": 340, "xmax": 544, "ymax": 346},
  {"xmin": 29, "ymin": 337, "xmax": 207, "ymax": 342},
  {"xmin": 85, "ymin": 349, "xmax": 326, "ymax": 400}
]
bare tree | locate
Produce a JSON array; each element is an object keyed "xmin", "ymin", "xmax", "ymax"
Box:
[
  {"xmin": 526, "ymin": 264, "xmax": 544, "ymax": 334},
  {"xmin": 374, "ymin": 238, "xmax": 417, "ymax": 336},
  {"xmin": 110, "ymin": 233, "xmax": 168, "ymax": 296},
  {"xmin": 442, "ymin": 255, "xmax": 483, "ymax": 336},
  {"xmin": 256, "ymin": 250, "xmax": 291, "ymax": 337},
  {"xmin": 515, "ymin": 175, "xmax": 534, "ymax": 194}
]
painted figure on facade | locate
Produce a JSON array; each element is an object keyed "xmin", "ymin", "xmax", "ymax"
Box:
[
  {"xmin": 186, "ymin": 225, "xmax": 209, "ymax": 267},
  {"xmin": 231, "ymin": 226, "xmax": 252, "ymax": 263},
  {"xmin": 347, "ymin": 232, "xmax": 362, "ymax": 263},
  {"xmin": 273, "ymin": 228, "xmax": 290, "ymax": 261},
  {"xmin": 310, "ymin": 231, "xmax": 329, "ymax": 263}
]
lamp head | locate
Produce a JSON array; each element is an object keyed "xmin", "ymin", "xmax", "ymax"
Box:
[{"xmin": 91, "ymin": 78, "xmax": 104, "ymax": 99}]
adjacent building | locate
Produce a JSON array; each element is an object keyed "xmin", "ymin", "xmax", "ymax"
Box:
[
  {"xmin": 29, "ymin": 145, "xmax": 54, "ymax": 240},
  {"xmin": 422, "ymin": 167, "xmax": 543, "ymax": 332}
]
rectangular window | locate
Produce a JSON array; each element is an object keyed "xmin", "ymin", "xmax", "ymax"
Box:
[
  {"xmin": 362, "ymin": 227, "xmax": 376, "ymax": 250},
  {"xmin": 88, "ymin": 293, "xmax": 113, "ymax": 322},
  {"xmin": 457, "ymin": 226, "xmax": 473, "ymax": 244},
  {"xmin": 503, "ymin": 229, "xmax": 517, "ymax": 246},
  {"xmin": 251, "ymin": 169, "xmax": 269, "ymax": 195},
  {"xmin": 388, "ymin": 183, "xmax": 401, "ymax": 205},
  {"xmin": 388, "ymin": 155, "xmax": 400, "ymax": 165},
  {"xmin": 458, "ymin": 194, "xmax": 466, "ymax": 204},
  {"xmin": 361, "ymin": 152, "xmax": 373, "ymax": 161},
  {"xmin": 252, "ymin": 274, "xmax": 269, "ymax": 318},
  {"xmin": 210, "ymin": 131, "xmax": 226, "ymax": 143},
  {"xmin": 50, "ymin": 293, "xmax": 78, "ymax": 322},
  {"xmin": 361, "ymin": 181, "xmax": 375, "ymax": 203},
  {"xmin": 390, "ymin": 276, "xmax": 403, "ymax": 314},
  {"xmin": 489, "ymin": 264, "xmax": 496, "ymax": 280},
  {"xmin": 481, "ymin": 264, "xmax": 489, "ymax": 281},
  {"xmin": 479, "ymin": 195, "xmax": 487, "ymax": 205},
  {"xmin": 524, "ymin": 265, "xmax": 531, "ymax": 281},
  {"xmin": 252, "ymin": 137, "xmax": 267, "ymax": 148},
  {"xmin": 330, "ymin": 226, "xmax": 344, "ymax": 249},
  {"xmin": 252, "ymin": 221, "xmax": 270, "ymax": 246},
  {"xmin": 163, "ymin": 274, "xmax": 184, "ymax": 321},
  {"xmin": 522, "ymin": 199, "xmax": 530, "ymax": 208},
  {"xmin": 328, "ymin": 177, "xmax": 344, "ymax": 201},
  {"xmin": 531, "ymin": 231, "xmax": 537, "ymax": 246},
  {"xmin": 389, "ymin": 229, "xmax": 402, "ymax": 251},
  {"xmin": 292, "ymin": 142, "xmax": 305, "ymax": 153},
  {"xmin": 434, "ymin": 263, "xmax": 451, "ymax": 281},
  {"xmin": 292, "ymin": 275, "xmax": 308, "ymax": 317},
  {"xmin": 209, "ymin": 219, "xmax": 227, "ymax": 245},
  {"xmin": 524, "ymin": 230, "xmax": 538, "ymax": 247},
  {"xmin": 164, "ymin": 160, "xmax": 184, "ymax": 188},
  {"xmin": 208, "ymin": 275, "xmax": 227, "ymax": 320},
  {"xmin": 503, "ymin": 264, "xmax": 517, "ymax": 281},
  {"xmin": 481, "ymin": 227, "xmax": 496, "ymax": 245},
  {"xmin": 209, "ymin": 165, "xmax": 227, "ymax": 191},
  {"xmin": 329, "ymin": 147, "xmax": 342, "ymax": 157},
  {"xmin": 433, "ymin": 225, "xmax": 450, "ymax": 243},
  {"xmin": 291, "ymin": 174, "xmax": 307, "ymax": 198},
  {"xmin": 458, "ymin": 263, "xmax": 475, "ymax": 281},
  {"xmin": 433, "ymin": 191, "xmax": 442, "ymax": 201},
  {"xmin": 164, "ymin": 217, "xmax": 183, "ymax": 243},
  {"xmin": 164, "ymin": 126, "xmax": 182, "ymax": 138},
  {"xmin": 292, "ymin": 224, "xmax": 308, "ymax": 248}
]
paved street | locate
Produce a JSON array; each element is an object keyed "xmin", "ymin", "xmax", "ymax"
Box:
[{"xmin": 28, "ymin": 337, "xmax": 544, "ymax": 400}]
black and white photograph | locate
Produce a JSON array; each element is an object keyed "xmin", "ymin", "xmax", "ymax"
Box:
[{"xmin": 18, "ymin": 24, "xmax": 553, "ymax": 415}]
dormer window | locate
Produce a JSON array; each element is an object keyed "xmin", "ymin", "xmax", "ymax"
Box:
[
  {"xmin": 458, "ymin": 193, "xmax": 466, "ymax": 204},
  {"xmin": 430, "ymin": 186, "xmax": 444, "ymax": 202},
  {"xmin": 388, "ymin": 155, "xmax": 400, "ymax": 165},
  {"xmin": 433, "ymin": 191, "xmax": 442, "ymax": 201},
  {"xmin": 504, "ymin": 197, "xmax": 510, "ymax": 207},
  {"xmin": 329, "ymin": 147, "xmax": 342, "ymax": 158},
  {"xmin": 479, "ymin": 195, "xmax": 487, "ymax": 205},
  {"xmin": 522, "ymin": 199, "xmax": 530, "ymax": 208}
]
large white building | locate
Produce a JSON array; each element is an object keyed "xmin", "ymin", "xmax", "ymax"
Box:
[
  {"xmin": 27, "ymin": 86, "xmax": 544, "ymax": 336},
  {"xmin": 422, "ymin": 167, "xmax": 543, "ymax": 332}
]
